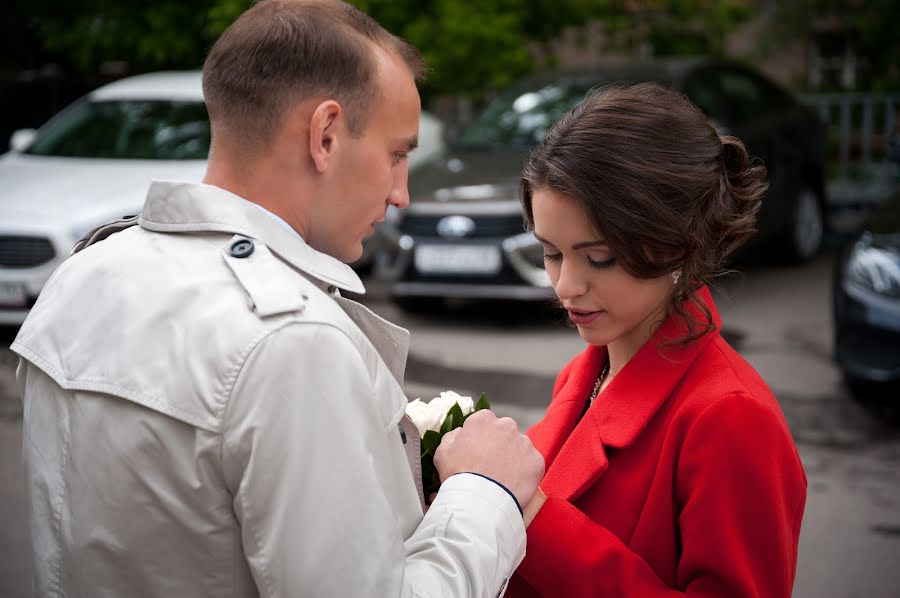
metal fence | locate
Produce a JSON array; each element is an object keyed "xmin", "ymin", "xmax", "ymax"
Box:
[{"xmin": 801, "ymin": 92, "xmax": 900, "ymax": 205}]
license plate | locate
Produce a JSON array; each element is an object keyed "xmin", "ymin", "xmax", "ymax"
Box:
[
  {"xmin": 415, "ymin": 245, "xmax": 502, "ymax": 275},
  {"xmin": 0, "ymin": 282, "xmax": 27, "ymax": 308}
]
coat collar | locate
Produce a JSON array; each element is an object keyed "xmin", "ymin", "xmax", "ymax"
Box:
[
  {"xmin": 139, "ymin": 180, "xmax": 365, "ymax": 295},
  {"xmin": 538, "ymin": 287, "xmax": 721, "ymax": 501}
]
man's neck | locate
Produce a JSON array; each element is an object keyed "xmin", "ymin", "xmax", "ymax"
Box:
[{"xmin": 203, "ymin": 151, "xmax": 312, "ymax": 240}]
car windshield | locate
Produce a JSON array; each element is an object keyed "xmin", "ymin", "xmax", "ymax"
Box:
[
  {"xmin": 458, "ymin": 82, "xmax": 592, "ymax": 148},
  {"xmin": 25, "ymin": 99, "xmax": 210, "ymax": 160}
]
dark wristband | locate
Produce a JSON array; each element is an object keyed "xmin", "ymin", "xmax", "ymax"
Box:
[{"xmin": 458, "ymin": 472, "xmax": 524, "ymax": 519}]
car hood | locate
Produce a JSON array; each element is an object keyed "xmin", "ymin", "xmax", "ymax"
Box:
[
  {"xmin": 0, "ymin": 153, "xmax": 207, "ymax": 231},
  {"xmin": 408, "ymin": 146, "xmax": 530, "ymax": 204}
]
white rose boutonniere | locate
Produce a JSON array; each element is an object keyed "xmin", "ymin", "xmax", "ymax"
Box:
[{"xmin": 405, "ymin": 391, "xmax": 491, "ymax": 500}]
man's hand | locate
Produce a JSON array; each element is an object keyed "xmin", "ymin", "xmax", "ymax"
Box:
[{"xmin": 434, "ymin": 410, "xmax": 545, "ymax": 509}]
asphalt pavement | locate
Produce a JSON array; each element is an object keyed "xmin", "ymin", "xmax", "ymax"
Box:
[{"xmin": 1, "ymin": 250, "xmax": 898, "ymax": 597}]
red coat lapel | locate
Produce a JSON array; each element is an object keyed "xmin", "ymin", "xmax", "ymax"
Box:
[{"xmin": 536, "ymin": 287, "xmax": 722, "ymax": 502}]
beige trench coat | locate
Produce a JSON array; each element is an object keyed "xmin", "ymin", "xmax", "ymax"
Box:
[{"xmin": 13, "ymin": 181, "xmax": 525, "ymax": 598}]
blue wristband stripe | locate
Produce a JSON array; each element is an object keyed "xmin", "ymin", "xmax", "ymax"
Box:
[{"xmin": 459, "ymin": 472, "xmax": 524, "ymax": 518}]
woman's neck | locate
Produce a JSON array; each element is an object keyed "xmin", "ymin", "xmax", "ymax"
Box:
[{"xmin": 604, "ymin": 304, "xmax": 668, "ymax": 382}]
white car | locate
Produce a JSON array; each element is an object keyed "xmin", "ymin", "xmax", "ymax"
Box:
[
  {"xmin": 0, "ymin": 71, "xmax": 208, "ymax": 324},
  {"xmin": 0, "ymin": 71, "xmax": 444, "ymax": 324}
]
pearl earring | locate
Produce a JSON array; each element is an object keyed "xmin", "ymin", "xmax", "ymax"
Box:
[{"xmin": 672, "ymin": 270, "xmax": 681, "ymax": 285}]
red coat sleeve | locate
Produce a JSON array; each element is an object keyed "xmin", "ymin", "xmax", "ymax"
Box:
[{"xmin": 517, "ymin": 392, "xmax": 807, "ymax": 597}]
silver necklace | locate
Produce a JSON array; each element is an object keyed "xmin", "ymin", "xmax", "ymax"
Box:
[{"xmin": 589, "ymin": 361, "xmax": 611, "ymax": 402}]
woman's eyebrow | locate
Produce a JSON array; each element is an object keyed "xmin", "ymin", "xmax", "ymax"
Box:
[
  {"xmin": 533, "ymin": 232, "xmax": 608, "ymax": 250},
  {"xmin": 573, "ymin": 240, "xmax": 609, "ymax": 249}
]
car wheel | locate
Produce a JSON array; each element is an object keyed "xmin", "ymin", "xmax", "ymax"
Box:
[
  {"xmin": 787, "ymin": 187, "xmax": 825, "ymax": 262},
  {"xmin": 844, "ymin": 373, "xmax": 900, "ymax": 403}
]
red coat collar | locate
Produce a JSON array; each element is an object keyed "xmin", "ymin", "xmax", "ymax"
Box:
[{"xmin": 534, "ymin": 287, "xmax": 722, "ymax": 501}]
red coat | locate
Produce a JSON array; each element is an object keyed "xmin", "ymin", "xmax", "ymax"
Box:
[{"xmin": 507, "ymin": 288, "xmax": 807, "ymax": 598}]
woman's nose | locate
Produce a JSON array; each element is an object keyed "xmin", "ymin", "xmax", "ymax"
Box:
[{"xmin": 553, "ymin": 258, "xmax": 588, "ymax": 301}]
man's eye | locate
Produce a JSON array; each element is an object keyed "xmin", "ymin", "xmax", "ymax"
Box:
[
  {"xmin": 393, "ymin": 153, "xmax": 408, "ymax": 165},
  {"xmin": 542, "ymin": 252, "xmax": 562, "ymax": 263}
]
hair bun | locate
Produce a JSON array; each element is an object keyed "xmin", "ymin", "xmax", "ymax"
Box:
[{"xmin": 714, "ymin": 135, "xmax": 768, "ymax": 257}]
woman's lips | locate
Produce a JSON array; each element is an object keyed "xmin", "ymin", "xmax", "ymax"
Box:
[{"xmin": 567, "ymin": 309, "xmax": 603, "ymax": 325}]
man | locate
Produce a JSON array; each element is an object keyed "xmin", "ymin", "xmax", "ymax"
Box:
[{"xmin": 12, "ymin": 1, "xmax": 544, "ymax": 596}]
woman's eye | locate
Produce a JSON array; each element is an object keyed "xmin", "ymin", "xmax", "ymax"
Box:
[
  {"xmin": 588, "ymin": 256, "xmax": 615, "ymax": 270},
  {"xmin": 542, "ymin": 252, "xmax": 562, "ymax": 263}
]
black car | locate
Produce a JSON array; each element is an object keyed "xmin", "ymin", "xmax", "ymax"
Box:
[
  {"xmin": 375, "ymin": 59, "xmax": 828, "ymax": 307},
  {"xmin": 833, "ymin": 189, "xmax": 900, "ymax": 392}
]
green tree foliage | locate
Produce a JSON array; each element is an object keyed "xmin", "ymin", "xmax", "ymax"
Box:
[
  {"xmin": 644, "ymin": 0, "xmax": 754, "ymax": 57},
  {"xmin": 821, "ymin": 0, "xmax": 900, "ymax": 90},
  {"xmin": 14, "ymin": 0, "xmax": 763, "ymax": 96},
  {"xmin": 21, "ymin": 0, "xmax": 253, "ymax": 72},
  {"xmin": 773, "ymin": 0, "xmax": 900, "ymax": 91},
  {"xmin": 349, "ymin": 0, "xmax": 610, "ymax": 96}
]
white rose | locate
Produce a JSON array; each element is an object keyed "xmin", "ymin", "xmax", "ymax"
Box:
[
  {"xmin": 434, "ymin": 390, "xmax": 474, "ymax": 417},
  {"xmin": 405, "ymin": 398, "xmax": 444, "ymax": 438},
  {"xmin": 445, "ymin": 391, "xmax": 475, "ymax": 415}
]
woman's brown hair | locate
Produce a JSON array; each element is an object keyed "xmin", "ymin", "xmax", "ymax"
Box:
[{"xmin": 520, "ymin": 82, "xmax": 768, "ymax": 346}]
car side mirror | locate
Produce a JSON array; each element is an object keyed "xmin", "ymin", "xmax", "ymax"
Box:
[{"xmin": 10, "ymin": 129, "xmax": 37, "ymax": 153}]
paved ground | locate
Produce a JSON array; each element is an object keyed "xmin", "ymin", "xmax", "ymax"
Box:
[
  {"xmin": 1, "ymin": 250, "xmax": 898, "ymax": 597},
  {"xmin": 359, "ymin": 252, "xmax": 900, "ymax": 598}
]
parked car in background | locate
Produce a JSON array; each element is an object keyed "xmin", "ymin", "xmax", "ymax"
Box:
[
  {"xmin": 833, "ymin": 189, "xmax": 900, "ymax": 394},
  {"xmin": 375, "ymin": 59, "xmax": 828, "ymax": 309},
  {"xmin": 0, "ymin": 71, "xmax": 209, "ymax": 325},
  {"xmin": 0, "ymin": 69, "xmax": 444, "ymax": 323}
]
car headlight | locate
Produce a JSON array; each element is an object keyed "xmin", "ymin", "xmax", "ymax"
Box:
[
  {"xmin": 503, "ymin": 232, "xmax": 551, "ymax": 287},
  {"xmin": 845, "ymin": 233, "xmax": 900, "ymax": 298}
]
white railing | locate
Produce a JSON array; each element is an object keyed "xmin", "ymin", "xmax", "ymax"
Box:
[{"xmin": 801, "ymin": 92, "xmax": 900, "ymax": 205}]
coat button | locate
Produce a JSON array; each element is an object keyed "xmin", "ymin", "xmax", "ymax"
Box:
[
  {"xmin": 230, "ymin": 239, "xmax": 255, "ymax": 258},
  {"xmin": 327, "ymin": 285, "xmax": 338, "ymax": 295}
]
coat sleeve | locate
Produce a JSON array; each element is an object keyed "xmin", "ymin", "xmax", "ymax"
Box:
[
  {"xmin": 516, "ymin": 392, "xmax": 807, "ymax": 598},
  {"xmin": 220, "ymin": 322, "xmax": 525, "ymax": 598}
]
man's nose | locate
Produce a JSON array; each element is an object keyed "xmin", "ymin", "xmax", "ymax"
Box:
[{"xmin": 389, "ymin": 163, "xmax": 410, "ymax": 209}]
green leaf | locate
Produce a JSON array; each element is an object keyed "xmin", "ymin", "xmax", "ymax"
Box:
[
  {"xmin": 446, "ymin": 403, "xmax": 465, "ymax": 429},
  {"xmin": 421, "ymin": 430, "xmax": 441, "ymax": 454},
  {"xmin": 439, "ymin": 410, "xmax": 454, "ymax": 435},
  {"xmin": 475, "ymin": 393, "xmax": 491, "ymax": 411}
]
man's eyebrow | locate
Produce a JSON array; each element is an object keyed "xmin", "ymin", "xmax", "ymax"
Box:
[{"xmin": 533, "ymin": 232, "xmax": 608, "ymax": 250}]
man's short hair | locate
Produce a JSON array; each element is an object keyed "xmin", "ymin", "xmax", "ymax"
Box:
[{"xmin": 202, "ymin": 0, "xmax": 426, "ymax": 147}]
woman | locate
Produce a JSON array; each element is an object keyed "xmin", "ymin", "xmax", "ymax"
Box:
[{"xmin": 507, "ymin": 83, "xmax": 807, "ymax": 597}]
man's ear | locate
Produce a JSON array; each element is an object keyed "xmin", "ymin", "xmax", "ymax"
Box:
[{"xmin": 309, "ymin": 100, "xmax": 342, "ymax": 173}]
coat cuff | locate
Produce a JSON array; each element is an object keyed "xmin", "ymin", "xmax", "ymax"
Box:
[{"xmin": 433, "ymin": 473, "xmax": 527, "ymax": 560}]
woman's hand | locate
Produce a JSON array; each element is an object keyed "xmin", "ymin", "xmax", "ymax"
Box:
[{"xmin": 524, "ymin": 488, "xmax": 547, "ymax": 527}]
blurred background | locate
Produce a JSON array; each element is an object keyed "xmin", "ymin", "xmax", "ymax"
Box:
[{"xmin": 1, "ymin": 1, "xmax": 899, "ymax": 597}]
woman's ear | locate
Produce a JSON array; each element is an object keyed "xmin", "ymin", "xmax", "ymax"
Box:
[{"xmin": 308, "ymin": 100, "xmax": 342, "ymax": 173}]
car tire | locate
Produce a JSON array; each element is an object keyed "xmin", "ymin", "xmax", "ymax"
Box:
[
  {"xmin": 786, "ymin": 187, "xmax": 825, "ymax": 262},
  {"xmin": 844, "ymin": 373, "xmax": 900, "ymax": 403}
]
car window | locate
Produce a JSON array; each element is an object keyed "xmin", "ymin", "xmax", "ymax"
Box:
[
  {"xmin": 715, "ymin": 69, "xmax": 791, "ymax": 123},
  {"xmin": 458, "ymin": 83, "xmax": 591, "ymax": 148},
  {"xmin": 682, "ymin": 70, "xmax": 726, "ymax": 123},
  {"xmin": 26, "ymin": 99, "xmax": 210, "ymax": 160}
]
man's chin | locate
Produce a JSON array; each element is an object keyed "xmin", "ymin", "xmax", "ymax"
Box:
[
  {"xmin": 307, "ymin": 237, "xmax": 363, "ymax": 264},
  {"xmin": 341, "ymin": 244, "xmax": 365, "ymax": 265}
]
